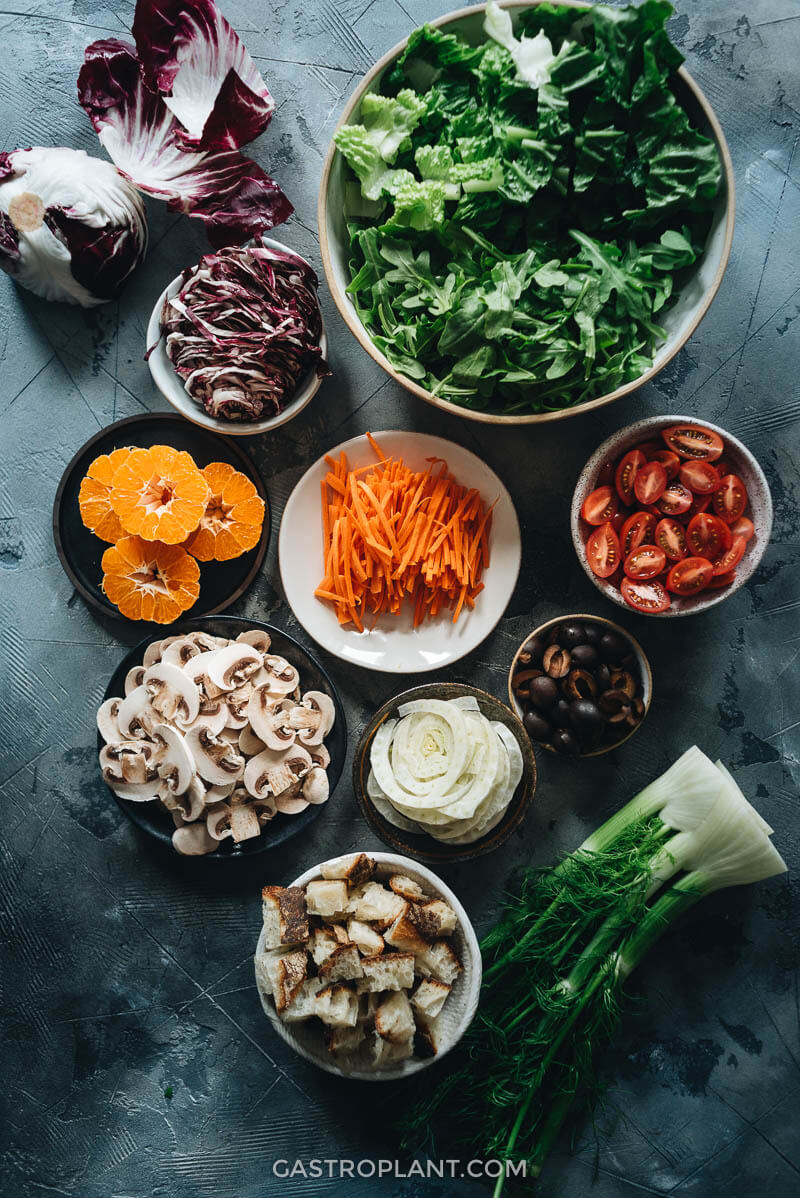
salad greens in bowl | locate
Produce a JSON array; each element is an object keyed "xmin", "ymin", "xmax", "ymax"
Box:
[{"xmin": 319, "ymin": 1, "xmax": 734, "ymax": 423}]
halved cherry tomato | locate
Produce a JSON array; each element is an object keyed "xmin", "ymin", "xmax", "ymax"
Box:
[
  {"xmin": 620, "ymin": 511, "xmax": 656, "ymax": 558},
  {"xmin": 679, "ymin": 460, "xmax": 721, "ymax": 494},
  {"xmin": 634, "ymin": 461, "xmax": 667, "ymax": 505},
  {"xmin": 620, "ymin": 576, "xmax": 671, "ymax": 614},
  {"xmin": 586, "ymin": 521, "xmax": 622, "ymax": 578},
  {"xmin": 615, "ymin": 449, "xmax": 646, "ymax": 506},
  {"xmin": 624, "ymin": 543, "xmax": 666, "ymax": 580},
  {"xmin": 707, "ymin": 569, "xmax": 737, "ymax": 589},
  {"xmin": 581, "ymin": 486, "xmax": 619, "ymax": 525},
  {"xmin": 650, "ymin": 449, "xmax": 681, "ymax": 480},
  {"xmin": 713, "ymin": 474, "xmax": 748, "ymax": 523},
  {"xmin": 657, "ymin": 481, "xmax": 693, "ymax": 516},
  {"xmin": 666, "ymin": 556, "xmax": 714, "ymax": 595},
  {"xmin": 715, "ymin": 458, "xmax": 733, "ymax": 477},
  {"xmin": 730, "ymin": 516, "xmax": 755, "ymax": 542},
  {"xmin": 712, "ymin": 535, "xmax": 747, "ymax": 575},
  {"xmin": 684, "ymin": 493, "xmax": 712, "ymax": 522},
  {"xmin": 610, "ymin": 510, "xmax": 626, "ymax": 534},
  {"xmin": 637, "ymin": 440, "xmax": 663, "ymax": 459},
  {"xmin": 661, "ymin": 424, "xmax": 724, "ymax": 461},
  {"xmin": 686, "ymin": 512, "xmax": 732, "ymax": 560},
  {"xmin": 655, "ymin": 518, "xmax": 687, "ymax": 561}
]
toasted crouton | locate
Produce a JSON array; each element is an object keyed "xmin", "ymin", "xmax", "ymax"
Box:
[
  {"xmin": 329, "ymin": 922, "xmax": 350, "ymax": 944},
  {"xmin": 388, "ymin": 874, "xmax": 426, "ymax": 902},
  {"xmin": 347, "ymin": 918, "xmax": 385, "ymax": 957},
  {"xmin": 360, "ymin": 951, "xmax": 415, "ymax": 993},
  {"xmin": 313, "ymin": 983, "xmax": 359, "ymax": 1027},
  {"xmin": 375, "ymin": 990, "xmax": 415, "ymax": 1044},
  {"xmin": 416, "ymin": 898, "xmax": 458, "ymax": 937},
  {"xmin": 261, "ymin": 886, "xmax": 308, "ymax": 949},
  {"xmin": 309, "ymin": 926, "xmax": 339, "ymax": 966},
  {"xmin": 384, "ymin": 905, "xmax": 429, "ymax": 955},
  {"xmin": 324, "ymin": 1023, "xmax": 366, "ymax": 1056},
  {"xmin": 357, "ymin": 991, "xmax": 379, "ymax": 1025},
  {"xmin": 414, "ymin": 1012, "xmax": 440, "ymax": 1059},
  {"xmin": 318, "ymin": 942, "xmax": 363, "ymax": 984},
  {"xmin": 265, "ymin": 950, "xmax": 308, "ymax": 1012},
  {"xmin": 320, "ymin": 853, "xmax": 376, "ymax": 887},
  {"xmin": 348, "ymin": 881, "xmax": 406, "ymax": 928},
  {"xmin": 417, "ymin": 940, "xmax": 462, "ymax": 985},
  {"xmin": 411, "ymin": 977, "xmax": 451, "ymax": 1018},
  {"xmin": 305, "ymin": 879, "xmax": 348, "ymax": 919},
  {"xmin": 280, "ymin": 976, "xmax": 325, "ymax": 1023},
  {"xmin": 406, "ymin": 903, "xmax": 443, "ymax": 942},
  {"xmin": 369, "ymin": 1031, "xmax": 413, "ymax": 1065}
]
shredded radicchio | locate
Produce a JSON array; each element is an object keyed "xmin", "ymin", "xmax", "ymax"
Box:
[{"xmin": 160, "ymin": 241, "xmax": 330, "ymax": 421}]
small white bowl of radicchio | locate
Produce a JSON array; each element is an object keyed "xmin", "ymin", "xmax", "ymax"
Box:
[{"xmin": 146, "ymin": 237, "xmax": 330, "ymax": 435}]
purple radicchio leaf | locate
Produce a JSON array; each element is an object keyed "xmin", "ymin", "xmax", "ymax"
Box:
[
  {"xmin": 45, "ymin": 208, "xmax": 145, "ymax": 300},
  {"xmin": 132, "ymin": 0, "xmax": 274, "ymax": 151},
  {"xmin": 78, "ymin": 39, "xmax": 292, "ymax": 246},
  {"xmin": 0, "ymin": 151, "xmax": 20, "ymax": 261}
]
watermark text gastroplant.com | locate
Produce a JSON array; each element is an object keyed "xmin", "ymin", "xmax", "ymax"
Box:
[{"xmin": 272, "ymin": 1158, "xmax": 527, "ymax": 1182}]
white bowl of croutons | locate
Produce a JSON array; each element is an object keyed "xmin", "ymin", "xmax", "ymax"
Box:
[{"xmin": 254, "ymin": 851, "xmax": 481, "ymax": 1079}]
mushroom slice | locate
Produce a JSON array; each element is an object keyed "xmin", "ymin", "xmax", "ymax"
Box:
[
  {"xmin": 97, "ymin": 697, "xmax": 122, "ymax": 743},
  {"xmin": 205, "ymin": 779, "xmax": 236, "ymax": 804},
  {"xmin": 116, "ymin": 686, "xmax": 159, "ymax": 741},
  {"xmin": 287, "ymin": 691, "xmax": 336, "ymax": 746},
  {"xmin": 262, "ymin": 654, "xmax": 300, "ymax": 696},
  {"xmin": 100, "ymin": 740, "xmax": 160, "ymax": 788},
  {"xmin": 244, "ymin": 745, "xmax": 312, "ymax": 799},
  {"xmin": 206, "ymin": 802, "xmax": 233, "ymax": 841},
  {"xmin": 309, "ymin": 744, "xmax": 331, "ymax": 770},
  {"xmin": 251, "ymin": 792, "xmax": 277, "ymax": 824},
  {"xmin": 161, "ymin": 636, "xmax": 204, "ymax": 669},
  {"xmin": 236, "ymin": 629, "xmax": 271, "ymax": 655},
  {"xmin": 184, "ymin": 630, "xmax": 224, "ymax": 654},
  {"xmin": 207, "ymin": 644, "xmax": 262, "ymax": 692},
  {"xmin": 184, "ymin": 651, "xmax": 226, "ymax": 701},
  {"xmin": 142, "ymin": 637, "xmax": 167, "ymax": 668},
  {"xmin": 181, "ymin": 701, "xmax": 228, "ymax": 738},
  {"xmin": 124, "ymin": 665, "xmax": 145, "ymax": 696},
  {"xmin": 274, "ymin": 791, "xmax": 309, "ymax": 815},
  {"xmin": 172, "ymin": 823, "xmax": 217, "ymax": 855},
  {"xmin": 161, "ymin": 775, "xmax": 205, "ymax": 822},
  {"xmin": 302, "ymin": 766, "xmax": 330, "ymax": 805},
  {"xmin": 185, "ymin": 726, "xmax": 245, "ymax": 786},
  {"xmin": 110, "ymin": 779, "xmax": 162, "ymax": 802},
  {"xmin": 153, "ymin": 724, "xmax": 195, "ymax": 797},
  {"xmin": 225, "ymin": 682, "xmax": 253, "ymax": 730},
  {"xmin": 144, "ymin": 663, "xmax": 200, "ymax": 726},
  {"xmin": 247, "ymin": 688, "xmax": 295, "ymax": 750},
  {"xmin": 238, "ymin": 726, "xmax": 265, "ymax": 757},
  {"xmin": 229, "ymin": 797, "xmax": 261, "ymax": 842}
]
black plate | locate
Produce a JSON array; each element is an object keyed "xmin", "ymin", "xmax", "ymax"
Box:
[
  {"xmin": 98, "ymin": 616, "xmax": 347, "ymax": 859},
  {"xmin": 53, "ymin": 413, "xmax": 270, "ymax": 621}
]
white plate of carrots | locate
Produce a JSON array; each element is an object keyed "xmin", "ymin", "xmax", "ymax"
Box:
[{"xmin": 278, "ymin": 430, "xmax": 521, "ymax": 674}]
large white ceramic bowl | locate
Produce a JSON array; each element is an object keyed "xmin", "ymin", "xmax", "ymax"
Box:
[
  {"xmin": 318, "ymin": 1, "xmax": 735, "ymax": 426},
  {"xmin": 254, "ymin": 852, "xmax": 482, "ymax": 1080},
  {"xmin": 146, "ymin": 238, "xmax": 327, "ymax": 437}
]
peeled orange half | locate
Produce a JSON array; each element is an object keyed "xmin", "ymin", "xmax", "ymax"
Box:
[
  {"xmin": 101, "ymin": 536, "xmax": 200, "ymax": 623},
  {"xmin": 110, "ymin": 445, "xmax": 209, "ymax": 544},
  {"xmin": 183, "ymin": 461, "xmax": 265, "ymax": 562},
  {"xmin": 78, "ymin": 448, "xmax": 132, "ymax": 543}
]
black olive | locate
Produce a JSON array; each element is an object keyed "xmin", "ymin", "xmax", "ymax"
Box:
[
  {"xmin": 570, "ymin": 699, "xmax": 605, "ymax": 745},
  {"xmin": 559, "ymin": 622, "xmax": 586, "ymax": 648},
  {"xmin": 553, "ymin": 698, "xmax": 572, "ymax": 727},
  {"xmin": 571, "ymin": 643, "xmax": 598, "ymax": 669},
  {"xmin": 522, "ymin": 635, "xmax": 545, "ymax": 665},
  {"xmin": 599, "ymin": 631, "xmax": 628, "ymax": 661},
  {"xmin": 595, "ymin": 664, "xmax": 612, "ymax": 692},
  {"xmin": 530, "ymin": 675, "xmax": 559, "ymax": 710},
  {"xmin": 524, "ymin": 711, "xmax": 552, "ymax": 741},
  {"xmin": 553, "ymin": 728, "xmax": 581, "ymax": 756},
  {"xmin": 582, "ymin": 622, "xmax": 602, "ymax": 646}
]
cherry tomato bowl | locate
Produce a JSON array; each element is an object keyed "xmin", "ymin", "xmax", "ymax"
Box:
[{"xmin": 571, "ymin": 415, "xmax": 772, "ymax": 617}]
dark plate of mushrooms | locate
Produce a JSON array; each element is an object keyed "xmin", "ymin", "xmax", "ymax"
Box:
[{"xmin": 96, "ymin": 616, "xmax": 346, "ymax": 858}]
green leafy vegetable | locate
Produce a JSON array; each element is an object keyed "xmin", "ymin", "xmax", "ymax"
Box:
[{"xmin": 333, "ymin": 0, "xmax": 722, "ymax": 414}]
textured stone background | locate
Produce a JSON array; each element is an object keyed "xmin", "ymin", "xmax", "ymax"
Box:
[{"xmin": 1, "ymin": 1, "xmax": 799, "ymax": 1196}]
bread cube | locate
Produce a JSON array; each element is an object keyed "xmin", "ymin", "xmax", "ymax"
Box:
[
  {"xmin": 388, "ymin": 874, "xmax": 426, "ymax": 902},
  {"xmin": 411, "ymin": 977, "xmax": 451, "ymax": 1019},
  {"xmin": 360, "ymin": 951, "xmax": 415, "ymax": 993},
  {"xmin": 417, "ymin": 940, "xmax": 462, "ymax": 985},
  {"xmin": 348, "ymin": 881, "xmax": 406, "ymax": 928},
  {"xmin": 309, "ymin": 926, "xmax": 340, "ymax": 966},
  {"xmin": 347, "ymin": 918, "xmax": 385, "ymax": 957},
  {"xmin": 384, "ymin": 905, "xmax": 429, "ymax": 955},
  {"xmin": 414, "ymin": 1012, "xmax": 440, "ymax": 1059},
  {"xmin": 324, "ymin": 1023, "xmax": 366, "ymax": 1056},
  {"xmin": 415, "ymin": 898, "xmax": 458, "ymax": 937},
  {"xmin": 369, "ymin": 1031, "xmax": 414, "ymax": 1066},
  {"xmin": 318, "ymin": 942, "xmax": 363, "ymax": 984},
  {"xmin": 281, "ymin": 976, "xmax": 325, "ymax": 1023},
  {"xmin": 319, "ymin": 853, "xmax": 376, "ymax": 887},
  {"xmin": 375, "ymin": 990, "xmax": 415, "ymax": 1044},
  {"xmin": 313, "ymin": 983, "xmax": 359, "ymax": 1028},
  {"xmin": 305, "ymin": 879, "xmax": 348, "ymax": 919},
  {"xmin": 261, "ymin": 886, "xmax": 308, "ymax": 949}
]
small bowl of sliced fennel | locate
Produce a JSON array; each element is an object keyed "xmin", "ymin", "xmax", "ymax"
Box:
[{"xmin": 353, "ymin": 683, "xmax": 537, "ymax": 863}]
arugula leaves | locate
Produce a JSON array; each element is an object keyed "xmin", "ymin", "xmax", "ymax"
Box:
[{"xmin": 335, "ymin": 0, "xmax": 722, "ymax": 414}]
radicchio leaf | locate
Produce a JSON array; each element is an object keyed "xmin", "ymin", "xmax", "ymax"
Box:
[
  {"xmin": 78, "ymin": 39, "xmax": 292, "ymax": 246},
  {"xmin": 132, "ymin": 0, "xmax": 274, "ymax": 150}
]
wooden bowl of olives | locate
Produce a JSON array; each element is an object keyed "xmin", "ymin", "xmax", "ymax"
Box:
[{"xmin": 507, "ymin": 615, "xmax": 652, "ymax": 757}]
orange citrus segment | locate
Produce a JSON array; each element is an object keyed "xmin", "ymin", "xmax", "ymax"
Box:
[
  {"xmin": 101, "ymin": 536, "xmax": 200, "ymax": 623},
  {"xmin": 77, "ymin": 447, "xmax": 132, "ymax": 543},
  {"xmin": 109, "ymin": 445, "xmax": 210, "ymax": 544},
  {"xmin": 183, "ymin": 461, "xmax": 265, "ymax": 562}
]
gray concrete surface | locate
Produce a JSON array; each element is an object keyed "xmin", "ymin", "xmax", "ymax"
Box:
[{"xmin": 1, "ymin": 1, "xmax": 799, "ymax": 1196}]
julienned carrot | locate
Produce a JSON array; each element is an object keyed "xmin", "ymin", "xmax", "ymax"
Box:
[{"xmin": 314, "ymin": 434, "xmax": 495, "ymax": 629}]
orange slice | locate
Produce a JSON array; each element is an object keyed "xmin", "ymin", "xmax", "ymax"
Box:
[
  {"xmin": 78, "ymin": 447, "xmax": 132, "ymax": 543},
  {"xmin": 101, "ymin": 536, "xmax": 201, "ymax": 623},
  {"xmin": 183, "ymin": 461, "xmax": 265, "ymax": 562},
  {"xmin": 110, "ymin": 445, "xmax": 210, "ymax": 544}
]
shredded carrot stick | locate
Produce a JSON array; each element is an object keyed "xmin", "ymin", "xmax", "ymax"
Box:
[{"xmin": 313, "ymin": 433, "xmax": 495, "ymax": 628}]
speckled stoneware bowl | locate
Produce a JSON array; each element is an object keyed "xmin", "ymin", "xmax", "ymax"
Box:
[
  {"xmin": 507, "ymin": 614, "xmax": 653, "ymax": 758},
  {"xmin": 571, "ymin": 416, "xmax": 772, "ymax": 617},
  {"xmin": 353, "ymin": 683, "xmax": 536, "ymax": 863},
  {"xmin": 255, "ymin": 851, "xmax": 481, "ymax": 1080}
]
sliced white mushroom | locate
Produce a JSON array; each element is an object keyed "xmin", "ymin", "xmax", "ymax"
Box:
[
  {"xmin": 172, "ymin": 823, "xmax": 217, "ymax": 855},
  {"xmin": 229, "ymin": 797, "xmax": 261, "ymax": 842},
  {"xmin": 206, "ymin": 802, "xmax": 233, "ymax": 841},
  {"xmin": 251, "ymin": 793, "xmax": 278, "ymax": 823},
  {"xmin": 247, "ymin": 689, "xmax": 296, "ymax": 750},
  {"xmin": 100, "ymin": 740, "xmax": 160, "ymax": 788},
  {"xmin": 218, "ymin": 727, "xmax": 242, "ymax": 745},
  {"xmin": 180, "ymin": 700, "xmax": 228, "ymax": 738},
  {"xmin": 153, "ymin": 724, "xmax": 195, "ymax": 797},
  {"xmin": 302, "ymin": 766, "xmax": 330, "ymax": 805},
  {"xmin": 160, "ymin": 636, "xmax": 204, "ymax": 669},
  {"xmin": 124, "ymin": 665, "xmax": 145, "ymax": 696},
  {"xmin": 184, "ymin": 630, "xmax": 224, "ymax": 654},
  {"xmin": 142, "ymin": 638, "xmax": 166, "ymax": 668},
  {"xmin": 309, "ymin": 744, "xmax": 331, "ymax": 770},
  {"xmin": 286, "ymin": 691, "xmax": 336, "ymax": 746},
  {"xmin": 184, "ymin": 651, "xmax": 226, "ymax": 701},
  {"xmin": 116, "ymin": 686, "xmax": 159, "ymax": 741},
  {"xmin": 225, "ymin": 682, "xmax": 253, "ymax": 730},
  {"xmin": 185, "ymin": 726, "xmax": 245, "ymax": 786},
  {"xmin": 110, "ymin": 779, "xmax": 162, "ymax": 802},
  {"xmin": 97, "ymin": 697, "xmax": 122, "ymax": 743},
  {"xmin": 160, "ymin": 775, "xmax": 205, "ymax": 822},
  {"xmin": 236, "ymin": 628, "xmax": 271, "ymax": 655},
  {"xmin": 244, "ymin": 745, "xmax": 312, "ymax": 800},
  {"xmin": 205, "ymin": 779, "xmax": 236, "ymax": 804},
  {"xmin": 207, "ymin": 643, "xmax": 262, "ymax": 692},
  {"xmin": 144, "ymin": 662, "xmax": 200, "ymax": 726},
  {"xmin": 262, "ymin": 654, "xmax": 300, "ymax": 696},
  {"xmin": 238, "ymin": 726, "xmax": 265, "ymax": 757},
  {"xmin": 274, "ymin": 791, "xmax": 309, "ymax": 815}
]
